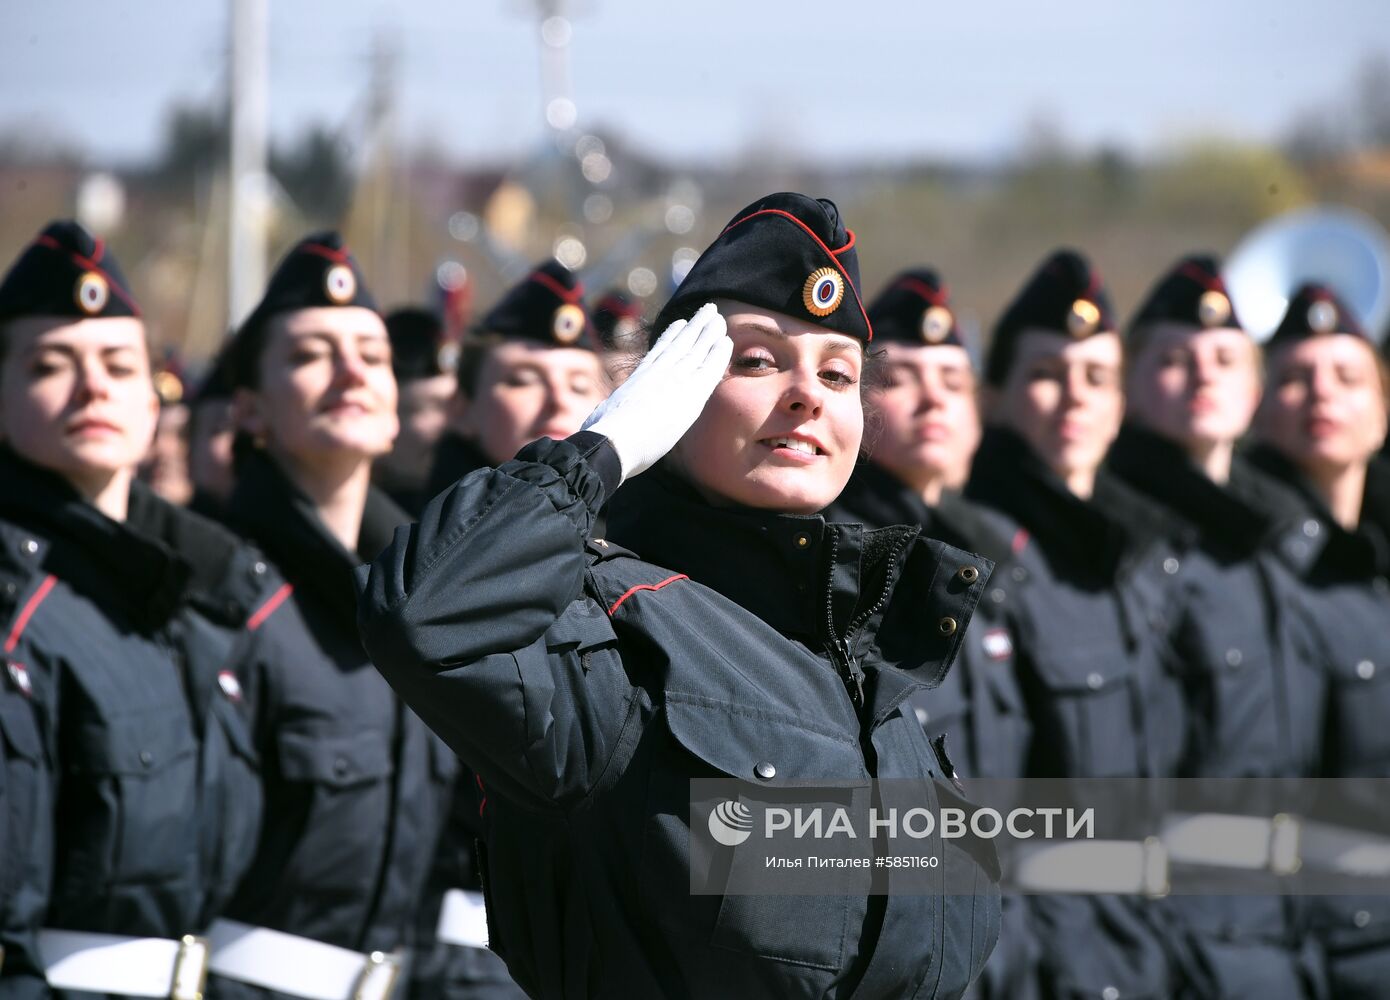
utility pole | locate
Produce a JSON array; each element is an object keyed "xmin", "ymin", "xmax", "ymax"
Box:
[{"xmin": 228, "ymin": 0, "xmax": 268, "ymax": 328}]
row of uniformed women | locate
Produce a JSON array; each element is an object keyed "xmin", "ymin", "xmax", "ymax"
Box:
[
  {"xmin": 831, "ymin": 250, "xmax": 1390, "ymax": 999},
  {"xmin": 0, "ymin": 223, "xmax": 552, "ymax": 999}
]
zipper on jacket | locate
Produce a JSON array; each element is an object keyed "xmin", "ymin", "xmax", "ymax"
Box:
[{"xmin": 821, "ymin": 530, "xmax": 911, "ymax": 710}]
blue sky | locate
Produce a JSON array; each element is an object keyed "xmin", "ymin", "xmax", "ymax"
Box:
[{"xmin": 0, "ymin": 0, "xmax": 1383, "ymax": 167}]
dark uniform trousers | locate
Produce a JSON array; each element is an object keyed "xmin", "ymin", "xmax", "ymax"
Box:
[
  {"xmin": 358, "ymin": 433, "xmax": 1003, "ymax": 1000},
  {"xmin": 210, "ymin": 450, "xmax": 456, "ymax": 1000},
  {"xmin": 966, "ymin": 428, "xmax": 1189, "ymax": 1000},
  {"xmin": 0, "ymin": 447, "xmax": 268, "ymax": 999}
]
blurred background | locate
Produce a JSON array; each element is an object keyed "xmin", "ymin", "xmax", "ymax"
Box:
[{"xmin": 2, "ymin": 0, "xmax": 1388, "ymax": 367}]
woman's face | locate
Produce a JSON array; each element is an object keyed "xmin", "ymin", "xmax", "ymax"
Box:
[
  {"xmin": 991, "ymin": 329, "xmax": 1125, "ymax": 483},
  {"xmin": 0, "ymin": 316, "xmax": 158, "ymax": 487},
  {"xmin": 459, "ymin": 342, "xmax": 607, "ymax": 465},
  {"xmin": 669, "ymin": 301, "xmax": 864, "ymax": 515},
  {"xmin": 869, "ymin": 342, "xmax": 980, "ymax": 492},
  {"xmin": 237, "ymin": 306, "xmax": 399, "ymax": 465},
  {"xmin": 1256, "ymin": 334, "xmax": 1389, "ymax": 473},
  {"xmin": 1127, "ymin": 324, "xmax": 1260, "ymax": 451}
]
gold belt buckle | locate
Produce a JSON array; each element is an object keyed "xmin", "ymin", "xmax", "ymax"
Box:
[
  {"xmin": 353, "ymin": 949, "xmax": 404, "ymax": 1000},
  {"xmin": 1269, "ymin": 812, "xmax": 1303, "ymax": 875},
  {"xmin": 169, "ymin": 934, "xmax": 210, "ymax": 1000}
]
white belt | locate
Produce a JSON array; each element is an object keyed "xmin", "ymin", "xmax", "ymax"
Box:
[
  {"xmin": 1286, "ymin": 817, "xmax": 1390, "ymax": 878},
  {"xmin": 1161, "ymin": 812, "xmax": 1302, "ymax": 875},
  {"xmin": 1010, "ymin": 838, "xmax": 1170, "ymax": 897},
  {"xmin": 436, "ymin": 888, "xmax": 490, "ymax": 949},
  {"xmin": 38, "ymin": 930, "xmax": 208, "ymax": 999},
  {"xmin": 205, "ymin": 920, "xmax": 402, "ymax": 1000}
]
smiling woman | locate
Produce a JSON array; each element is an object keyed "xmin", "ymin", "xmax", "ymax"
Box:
[
  {"xmin": 360, "ymin": 192, "xmax": 1002, "ymax": 1000},
  {"xmin": 207, "ymin": 232, "xmax": 457, "ymax": 999}
]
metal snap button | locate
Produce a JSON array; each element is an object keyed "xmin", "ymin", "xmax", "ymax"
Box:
[
  {"xmin": 1225, "ymin": 649, "xmax": 1243, "ymax": 669},
  {"xmin": 957, "ymin": 565, "xmax": 979, "ymax": 584},
  {"xmin": 334, "ymin": 757, "xmax": 350, "ymax": 777},
  {"xmin": 21, "ymin": 539, "xmax": 38, "ymax": 555},
  {"xmin": 794, "ymin": 534, "xmax": 810, "ymax": 549},
  {"xmin": 754, "ymin": 761, "xmax": 776, "ymax": 781},
  {"xmin": 938, "ymin": 617, "xmax": 958, "ymax": 636},
  {"xmin": 1011, "ymin": 567, "xmax": 1027, "ymax": 582},
  {"xmin": 1162, "ymin": 557, "xmax": 1179, "ymax": 575},
  {"xmin": 253, "ymin": 561, "xmax": 267, "ymax": 575},
  {"xmin": 1086, "ymin": 672, "xmax": 1104, "ymax": 690},
  {"xmin": 1355, "ymin": 909, "xmax": 1372, "ymax": 928},
  {"xmin": 990, "ymin": 588, "xmax": 1006, "ymax": 604},
  {"xmin": 1102, "ymin": 987, "xmax": 1120, "ymax": 1000},
  {"xmin": 1357, "ymin": 660, "xmax": 1376, "ymax": 681},
  {"xmin": 139, "ymin": 750, "xmax": 153, "ymax": 767},
  {"xmin": 1303, "ymin": 519, "xmax": 1320, "ymax": 538}
]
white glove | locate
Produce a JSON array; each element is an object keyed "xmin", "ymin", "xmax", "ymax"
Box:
[{"xmin": 582, "ymin": 302, "xmax": 732, "ymax": 483}]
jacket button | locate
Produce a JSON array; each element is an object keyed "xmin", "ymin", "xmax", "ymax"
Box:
[
  {"xmin": 334, "ymin": 757, "xmax": 350, "ymax": 777},
  {"xmin": 1011, "ymin": 567, "xmax": 1027, "ymax": 583},
  {"xmin": 1086, "ymin": 672, "xmax": 1104, "ymax": 690},
  {"xmin": 754, "ymin": 761, "xmax": 776, "ymax": 781},
  {"xmin": 1225, "ymin": 649, "xmax": 1243, "ymax": 669},
  {"xmin": 794, "ymin": 534, "xmax": 810, "ymax": 549},
  {"xmin": 1162, "ymin": 557, "xmax": 1179, "ymax": 575},
  {"xmin": 21, "ymin": 539, "xmax": 38, "ymax": 555},
  {"xmin": 1303, "ymin": 519, "xmax": 1321, "ymax": 538},
  {"xmin": 1102, "ymin": 988, "xmax": 1120, "ymax": 1000},
  {"xmin": 938, "ymin": 617, "xmax": 958, "ymax": 636},
  {"xmin": 1355, "ymin": 909, "xmax": 1373, "ymax": 927},
  {"xmin": 1357, "ymin": 660, "xmax": 1376, "ymax": 680},
  {"xmin": 957, "ymin": 565, "xmax": 979, "ymax": 584},
  {"xmin": 139, "ymin": 750, "xmax": 153, "ymax": 767},
  {"xmin": 990, "ymin": 588, "xmax": 1006, "ymax": 604},
  {"xmin": 253, "ymin": 561, "xmax": 267, "ymax": 575}
]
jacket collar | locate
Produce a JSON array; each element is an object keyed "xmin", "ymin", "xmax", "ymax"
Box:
[
  {"xmin": 228, "ymin": 449, "xmax": 406, "ymax": 634},
  {"xmin": 1107, "ymin": 423, "xmax": 1306, "ymax": 560},
  {"xmin": 604, "ymin": 465, "xmax": 967, "ymax": 724},
  {"xmin": 965, "ymin": 426, "xmax": 1174, "ymax": 582},
  {"xmin": 1247, "ymin": 446, "xmax": 1390, "ymax": 580},
  {"xmin": 833, "ymin": 458, "xmax": 1014, "ymax": 566},
  {"xmin": 0, "ymin": 446, "xmax": 190, "ymax": 627}
]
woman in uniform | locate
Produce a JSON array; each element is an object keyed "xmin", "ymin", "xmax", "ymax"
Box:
[
  {"xmin": 0, "ymin": 221, "xmax": 264, "ymax": 997},
  {"xmin": 359, "ymin": 192, "xmax": 1001, "ymax": 999},
  {"xmin": 1108, "ymin": 257, "xmax": 1328, "ymax": 999},
  {"xmin": 963, "ymin": 249, "xmax": 1187, "ymax": 998},
  {"xmin": 827, "ymin": 268, "xmax": 1034, "ymax": 999},
  {"xmin": 1249, "ymin": 284, "xmax": 1390, "ymax": 1000},
  {"xmin": 207, "ymin": 233, "xmax": 456, "ymax": 999},
  {"xmin": 424, "ymin": 260, "xmax": 608, "ymax": 501}
]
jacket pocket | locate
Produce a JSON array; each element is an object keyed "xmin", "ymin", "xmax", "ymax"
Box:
[
  {"xmin": 274, "ymin": 727, "xmax": 395, "ymax": 893},
  {"xmin": 0, "ymin": 693, "xmax": 50, "ymax": 905},
  {"xmin": 1024, "ymin": 636, "xmax": 1147, "ymax": 779},
  {"xmin": 64, "ymin": 712, "xmax": 201, "ymax": 887},
  {"xmin": 643, "ymin": 695, "xmax": 868, "ymax": 972}
]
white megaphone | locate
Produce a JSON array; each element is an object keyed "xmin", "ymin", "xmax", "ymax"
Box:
[{"xmin": 1223, "ymin": 206, "xmax": 1390, "ymax": 344}]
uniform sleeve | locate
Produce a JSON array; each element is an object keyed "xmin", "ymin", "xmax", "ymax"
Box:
[{"xmin": 356, "ymin": 433, "xmax": 639, "ymax": 811}]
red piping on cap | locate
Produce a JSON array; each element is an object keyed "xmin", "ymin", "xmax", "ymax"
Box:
[
  {"xmin": 718, "ymin": 208, "xmax": 874, "ymax": 342},
  {"xmin": 34, "ymin": 235, "xmax": 142, "ymax": 316},
  {"xmin": 530, "ymin": 270, "xmax": 586, "ymax": 304},
  {"xmin": 300, "ymin": 243, "xmax": 352, "ymax": 265},
  {"xmin": 893, "ymin": 277, "xmax": 951, "ymax": 307},
  {"xmin": 1177, "ymin": 262, "xmax": 1224, "ymax": 293}
]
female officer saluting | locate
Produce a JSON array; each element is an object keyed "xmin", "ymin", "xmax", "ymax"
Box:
[
  {"xmin": 206, "ymin": 234, "xmax": 456, "ymax": 999},
  {"xmin": 1249, "ymin": 285, "xmax": 1390, "ymax": 1000},
  {"xmin": 360, "ymin": 192, "xmax": 1000, "ymax": 999}
]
